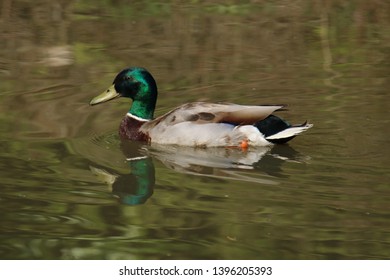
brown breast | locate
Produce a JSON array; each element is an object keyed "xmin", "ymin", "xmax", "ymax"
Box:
[{"xmin": 119, "ymin": 115, "xmax": 150, "ymax": 142}]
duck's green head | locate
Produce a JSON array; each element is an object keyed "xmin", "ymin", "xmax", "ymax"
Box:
[{"xmin": 90, "ymin": 67, "xmax": 158, "ymax": 120}]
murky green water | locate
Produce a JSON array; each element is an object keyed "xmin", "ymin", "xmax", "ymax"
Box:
[{"xmin": 1, "ymin": 0, "xmax": 389, "ymax": 259}]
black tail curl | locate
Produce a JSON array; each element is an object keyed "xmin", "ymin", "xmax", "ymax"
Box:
[{"xmin": 254, "ymin": 115, "xmax": 295, "ymax": 144}]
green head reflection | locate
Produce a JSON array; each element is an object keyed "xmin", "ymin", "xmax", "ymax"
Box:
[{"xmin": 112, "ymin": 157, "xmax": 155, "ymax": 205}]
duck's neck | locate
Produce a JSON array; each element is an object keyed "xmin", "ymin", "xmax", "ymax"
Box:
[
  {"xmin": 128, "ymin": 86, "xmax": 157, "ymax": 120},
  {"xmin": 129, "ymin": 100, "xmax": 155, "ymax": 120}
]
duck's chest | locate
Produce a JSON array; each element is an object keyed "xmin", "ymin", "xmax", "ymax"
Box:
[{"xmin": 119, "ymin": 116, "xmax": 150, "ymax": 142}]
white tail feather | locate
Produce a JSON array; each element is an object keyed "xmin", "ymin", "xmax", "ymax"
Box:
[{"xmin": 266, "ymin": 123, "xmax": 313, "ymax": 140}]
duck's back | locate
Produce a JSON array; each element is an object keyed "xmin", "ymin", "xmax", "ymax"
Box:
[{"xmin": 139, "ymin": 102, "xmax": 284, "ymax": 147}]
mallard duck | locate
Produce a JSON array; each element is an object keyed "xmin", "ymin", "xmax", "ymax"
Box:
[{"xmin": 90, "ymin": 67, "xmax": 312, "ymax": 147}]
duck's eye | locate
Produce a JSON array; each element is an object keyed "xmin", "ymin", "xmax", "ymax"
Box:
[{"xmin": 125, "ymin": 76, "xmax": 133, "ymax": 81}]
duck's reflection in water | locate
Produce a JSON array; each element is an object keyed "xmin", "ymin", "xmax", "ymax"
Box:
[{"xmin": 91, "ymin": 141, "xmax": 309, "ymax": 205}]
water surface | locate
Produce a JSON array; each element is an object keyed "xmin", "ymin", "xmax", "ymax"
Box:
[{"xmin": 0, "ymin": 0, "xmax": 389, "ymax": 259}]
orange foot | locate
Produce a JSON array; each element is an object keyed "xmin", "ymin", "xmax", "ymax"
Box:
[
  {"xmin": 225, "ymin": 139, "xmax": 249, "ymax": 150},
  {"xmin": 239, "ymin": 139, "xmax": 249, "ymax": 150}
]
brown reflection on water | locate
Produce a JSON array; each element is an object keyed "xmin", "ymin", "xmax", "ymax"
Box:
[
  {"xmin": 0, "ymin": 1, "xmax": 388, "ymax": 139},
  {"xmin": 0, "ymin": 0, "xmax": 389, "ymax": 259}
]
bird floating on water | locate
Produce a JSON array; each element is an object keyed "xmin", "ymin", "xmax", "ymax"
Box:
[{"xmin": 90, "ymin": 67, "xmax": 312, "ymax": 148}]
